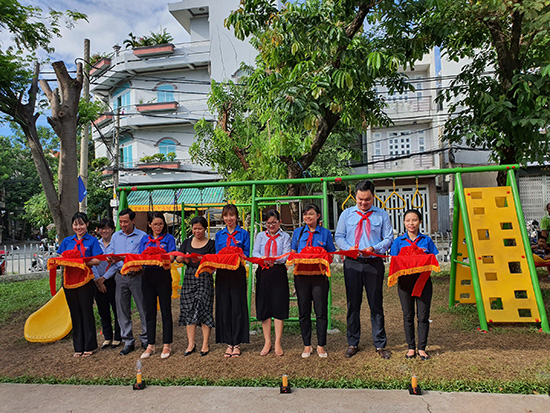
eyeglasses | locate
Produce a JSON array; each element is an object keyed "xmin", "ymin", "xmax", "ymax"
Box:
[{"xmin": 266, "ymin": 221, "xmax": 279, "ymax": 226}]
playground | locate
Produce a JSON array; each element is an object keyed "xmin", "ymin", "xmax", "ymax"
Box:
[
  {"xmin": 3, "ymin": 164, "xmax": 550, "ymax": 393},
  {"xmin": 1, "ymin": 269, "xmax": 550, "ymax": 392}
]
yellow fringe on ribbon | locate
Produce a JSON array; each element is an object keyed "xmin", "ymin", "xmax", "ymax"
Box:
[
  {"xmin": 121, "ymin": 259, "xmax": 171, "ymax": 275},
  {"xmin": 387, "ymin": 264, "xmax": 440, "ymax": 288},
  {"xmin": 288, "ymin": 258, "xmax": 332, "ymax": 277}
]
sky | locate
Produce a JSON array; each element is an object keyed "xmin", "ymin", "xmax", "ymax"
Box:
[{"xmin": 0, "ymin": 0, "xmax": 192, "ymax": 135}]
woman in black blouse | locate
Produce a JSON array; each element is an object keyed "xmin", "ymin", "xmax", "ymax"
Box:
[{"xmin": 176, "ymin": 216, "xmax": 216, "ymax": 356}]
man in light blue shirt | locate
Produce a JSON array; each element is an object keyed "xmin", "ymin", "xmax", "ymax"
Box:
[
  {"xmin": 335, "ymin": 180, "xmax": 393, "ymax": 359},
  {"xmin": 105, "ymin": 208, "xmax": 147, "ymax": 355}
]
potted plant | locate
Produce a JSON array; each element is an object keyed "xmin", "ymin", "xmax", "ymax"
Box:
[
  {"xmin": 124, "ymin": 29, "xmax": 175, "ymax": 58},
  {"xmin": 89, "ymin": 53, "xmax": 112, "ymax": 76}
]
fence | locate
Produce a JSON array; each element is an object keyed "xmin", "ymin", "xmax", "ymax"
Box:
[{"xmin": 1, "ymin": 243, "xmax": 55, "ymax": 276}]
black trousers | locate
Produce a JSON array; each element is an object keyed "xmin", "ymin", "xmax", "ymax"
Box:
[
  {"xmin": 215, "ymin": 267, "xmax": 250, "ymax": 346},
  {"xmin": 142, "ymin": 267, "xmax": 173, "ymax": 345},
  {"xmin": 294, "ymin": 274, "xmax": 328, "ymax": 347},
  {"xmin": 397, "ymin": 274, "xmax": 432, "ymax": 351},
  {"xmin": 343, "ymin": 257, "xmax": 387, "ymax": 349},
  {"xmin": 95, "ymin": 277, "xmax": 121, "ymax": 342},
  {"xmin": 64, "ymin": 281, "xmax": 97, "ymax": 353}
]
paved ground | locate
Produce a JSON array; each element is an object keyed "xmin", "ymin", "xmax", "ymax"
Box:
[{"xmin": 0, "ymin": 383, "xmax": 548, "ymax": 412}]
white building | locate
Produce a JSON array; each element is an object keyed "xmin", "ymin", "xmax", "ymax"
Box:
[
  {"xmin": 349, "ymin": 49, "xmax": 491, "ymax": 234},
  {"xmin": 90, "ymin": 0, "xmax": 256, "ymax": 188}
]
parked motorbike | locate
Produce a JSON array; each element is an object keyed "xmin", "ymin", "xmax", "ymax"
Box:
[
  {"xmin": 0, "ymin": 249, "xmax": 6, "ymax": 275},
  {"xmin": 29, "ymin": 253, "xmax": 47, "ymax": 272}
]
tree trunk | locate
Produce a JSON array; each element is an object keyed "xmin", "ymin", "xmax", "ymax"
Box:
[
  {"xmin": 40, "ymin": 61, "xmax": 83, "ymax": 240},
  {"xmin": 7, "ymin": 63, "xmax": 71, "ymax": 239}
]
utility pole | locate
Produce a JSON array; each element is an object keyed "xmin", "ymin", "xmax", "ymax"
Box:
[
  {"xmin": 79, "ymin": 38, "xmax": 90, "ymax": 213},
  {"xmin": 111, "ymin": 108, "xmax": 121, "ymax": 221}
]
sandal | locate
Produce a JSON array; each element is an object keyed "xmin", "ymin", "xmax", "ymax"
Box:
[
  {"xmin": 231, "ymin": 345, "xmax": 241, "ymax": 358},
  {"xmin": 73, "ymin": 352, "xmax": 83, "ymax": 358},
  {"xmin": 140, "ymin": 345, "xmax": 155, "ymax": 359},
  {"xmin": 82, "ymin": 351, "xmax": 93, "ymax": 357},
  {"xmin": 224, "ymin": 346, "xmax": 233, "ymax": 358},
  {"xmin": 161, "ymin": 344, "xmax": 171, "ymax": 359}
]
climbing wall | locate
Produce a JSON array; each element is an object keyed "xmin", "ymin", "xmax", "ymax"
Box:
[{"xmin": 461, "ymin": 186, "xmax": 540, "ymax": 323}]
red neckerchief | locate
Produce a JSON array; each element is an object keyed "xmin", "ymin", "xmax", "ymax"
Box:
[
  {"xmin": 73, "ymin": 236, "xmax": 85, "ymax": 257},
  {"xmin": 146, "ymin": 234, "xmax": 164, "ymax": 248},
  {"xmin": 226, "ymin": 229, "xmax": 238, "ymax": 247},
  {"xmin": 354, "ymin": 210, "xmax": 373, "ymax": 246},
  {"xmin": 305, "ymin": 229, "xmax": 315, "ymax": 247},
  {"xmin": 405, "ymin": 236, "xmax": 420, "ymax": 246},
  {"xmin": 264, "ymin": 231, "xmax": 280, "ymax": 257}
]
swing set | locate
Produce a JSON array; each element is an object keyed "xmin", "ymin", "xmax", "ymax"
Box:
[{"xmin": 116, "ymin": 164, "xmax": 550, "ymax": 334}]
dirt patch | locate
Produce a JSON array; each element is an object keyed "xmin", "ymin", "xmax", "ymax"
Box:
[{"xmin": 2, "ymin": 273, "xmax": 550, "ymax": 387}]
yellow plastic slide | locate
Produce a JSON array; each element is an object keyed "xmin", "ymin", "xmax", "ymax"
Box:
[{"xmin": 24, "ymin": 289, "xmax": 72, "ymax": 343}]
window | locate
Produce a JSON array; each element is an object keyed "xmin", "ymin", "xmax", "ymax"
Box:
[
  {"xmin": 120, "ymin": 145, "xmax": 133, "ymax": 168},
  {"xmin": 418, "ymin": 130, "xmax": 425, "ymax": 152},
  {"xmin": 112, "ymin": 83, "xmax": 131, "ymax": 113},
  {"xmin": 389, "ymin": 131, "xmax": 410, "ymax": 155},
  {"xmin": 373, "ymin": 132, "xmax": 381, "ymax": 156},
  {"xmin": 158, "ymin": 138, "xmax": 176, "ymax": 158},
  {"xmin": 157, "ymin": 84, "xmax": 175, "ymax": 103}
]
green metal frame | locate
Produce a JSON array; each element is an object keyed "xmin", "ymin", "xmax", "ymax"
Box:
[{"xmin": 116, "ymin": 164, "xmax": 549, "ymax": 333}]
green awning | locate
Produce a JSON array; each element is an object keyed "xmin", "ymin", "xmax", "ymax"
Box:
[{"xmin": 127, "ymin": 187, "xmax": 226, "ymax": 211}]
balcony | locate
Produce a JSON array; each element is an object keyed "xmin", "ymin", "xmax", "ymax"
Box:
[
  {"xmin": 133, "ymin": 44, "xmax": 175, "ymax": 58},
  {"xmin": 370, "ymin": 153, "xmax": 436, "ymax": 171},
  {"xmin": 90, "ymin": 40, "xmax": 210, "ymax": 93},
  {"xmin": 385, "ymin": 95, "xmax": 435, "ymax": 119},
  {"xmin": 92, "ymin": 113, "xmax": 113, "ymax": 127},
  {"xmin": 89, "ymin": 57, "xmax": 112, "ymax": 77},
  {"xmin": 136, "ymin": 101, "xmax": 178, "ymax": 113}
]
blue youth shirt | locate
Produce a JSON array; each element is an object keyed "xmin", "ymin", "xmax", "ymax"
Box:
[
  {"xmin": 215, "ymin": 225, "xmax": 251, "ymax": 256},
  {"xmin": 138, "ymin": 233, "xmax": 177, "ymax": 253},
  {"xmin": 57, "ymin": 233, "xmax": 102, "ymax": 257},
  {"xmin": 291, "ymin": 225, "xmax": 336, "ymax": 253},
  {"xmin": 390, "ymin": 232, "xmax": 439, "ymax": 256}
]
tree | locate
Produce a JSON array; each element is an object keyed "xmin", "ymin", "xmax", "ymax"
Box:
[
  {"xmin": 381, "ymin": 0, "xmax": 550, "ymax": 185},
  {"xmin": 193, "ymin": 0, "xmax": 409, "ymax": 219},
  {"xmin": 0, "ymin": 0, "xmax": 86, "ymax": 239},
  {"xmin": 0, "ymin": 126, "xmax": 57, "ymax": 218}
]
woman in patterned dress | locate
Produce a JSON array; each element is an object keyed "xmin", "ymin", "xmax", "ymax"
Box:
[{"xmin": 176, "ymin": 216, "xmax": 216, "ymax": 356}]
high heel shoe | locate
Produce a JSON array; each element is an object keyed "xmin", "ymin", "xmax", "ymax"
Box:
[
  {"xmin": 184, "ymin": 344, "xmax": 196, "ymax": 357},
  {"xmin": 140, "ymin": 345, "xmax": 155, "ymax": 359},
  {"xmin": 161, "ymin": 345, "xmax": 171, "ymax": 359}
]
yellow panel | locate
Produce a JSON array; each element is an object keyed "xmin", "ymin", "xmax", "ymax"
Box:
[
  {"xmin": 463, "ymin": 186, "xmax": 540, "ymax": 323},
  {"xmin": 455, "ymin": 211, "xmax": 475, "ymax": 303}
]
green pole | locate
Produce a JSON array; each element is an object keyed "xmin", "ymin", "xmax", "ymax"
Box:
[
  {"xmin": 117, "ymin": 165, "xmax": 520, "ymax": 193},
  {"xmin": 455, "ymin": 173, "xmax": 488, "ymax": 331},
  {"xmin": 506, "ymin": 169, "xmax": 550, "ymax": 333},
  {"xmin": 116, "ymin": 190, "xmax": 128, "ymax": 231},
  {"xmin": 180, "ymin": 202, "xmax": 186, "ymax": 240},
  {"xmin": 449, "ymin": 180, "xmax": 461, "ymax": 308},
  {"xmin": 248, "ymin": 184, "xmax": 257, "ymax": 323}
]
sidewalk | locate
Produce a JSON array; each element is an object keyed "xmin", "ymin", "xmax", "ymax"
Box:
[{"xmin": 0, "ymin": 383, "xmax": 548, "ymax": 412}]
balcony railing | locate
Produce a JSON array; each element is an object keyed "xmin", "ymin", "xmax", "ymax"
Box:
[
  {"xmin": 370, "ymin": 153, "xmax": 435, "ymax": 170},
  {"xmin": 385, "ymin": 95, "xmax": 434, "ymax": 115}
]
